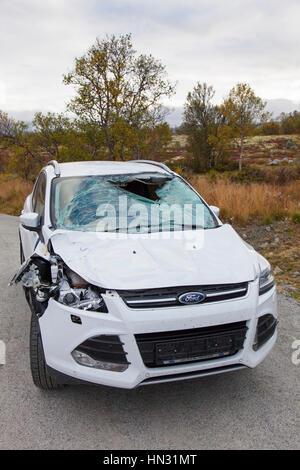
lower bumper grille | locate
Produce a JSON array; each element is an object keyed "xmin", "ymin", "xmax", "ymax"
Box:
[
  {"xmin": 75, "ymin": 335, "xmax": 130, "ymax": 365},
  {"xmin": 118, "ymin": 282, "xmax": 248, "ymax": 308},
  {"xmin": 135, "ymin": 321, "xmax": 248, "ymax": 368},
  {"xmin": 253, "ymin": 314, "xmax": 277, "ymax": 351}
]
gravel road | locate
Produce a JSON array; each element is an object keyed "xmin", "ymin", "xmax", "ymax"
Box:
[{"xmin": 0, "ymin": 213, "xmax": 299, "ymax": 450}]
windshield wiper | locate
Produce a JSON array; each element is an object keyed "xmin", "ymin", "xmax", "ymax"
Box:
[
  {"xmin": 125, "ymin": 223, "xmax": 204, "ymax": 233},
  {"xmin": 102, "ymin": 223, "xmax": 205, "ymax": 233}
]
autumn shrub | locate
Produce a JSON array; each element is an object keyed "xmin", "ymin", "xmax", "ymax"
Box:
[
  {"xmin": 229, "ymin": 165, "xmax": 267, "ymax": 183},
  {"xmin": 270, "ymin": 166, "xmax": 300, "ymax": 184}
]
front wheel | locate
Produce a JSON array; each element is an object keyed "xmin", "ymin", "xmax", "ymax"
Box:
[{"xmin": 30, "ymin": 312, "xmax": 63, "ymax": 390}]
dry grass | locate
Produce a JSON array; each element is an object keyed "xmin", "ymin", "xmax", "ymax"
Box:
[
  {"xmin": 189, "ymin": 175, "xmax": 300, "ymax": 224},
  {"xmin": 0, "ymin": 177, "xmax": 32, "ymax": 216},
  {"xmin": 1, "ymin": 174, "xmax": 300, "ymax": 224}
]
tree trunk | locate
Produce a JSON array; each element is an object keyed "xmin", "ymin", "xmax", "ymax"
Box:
[
  {"xmin": 239, "ymin": 134, "xmax": 244, "ymax": 171},
  {"xmin": 107, "ymin": 145, "xmax": 116, "ymax": 161}
]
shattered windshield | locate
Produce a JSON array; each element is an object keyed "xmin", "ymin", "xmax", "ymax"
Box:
[{"xmin": 51, "ymin": 172, "xmax": 217, "ymax": 233}]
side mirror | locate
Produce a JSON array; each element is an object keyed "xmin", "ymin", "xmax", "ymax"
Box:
[
  {"xmin": 210, "ymin": 205, "xmax": 220, "ymax": 218},
  {"xmin": 20, "ymin": 212, "xmax": 40, "ymax": 231}
]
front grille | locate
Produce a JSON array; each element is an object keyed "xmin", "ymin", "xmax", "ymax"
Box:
[
  {"xmin": 118, "ymin": 282, "xmax": 248, "ymax": 309},
  {"xmin": 253, "ymin": 314, "xmax": 277, "ymax": 351},
  {"xmin": 135, "ymin": 321, "xmax": 248, "ymax": 368},
  {"xmin": 75, "ymin": 335, "xmax": 130, "ymax": 365}
]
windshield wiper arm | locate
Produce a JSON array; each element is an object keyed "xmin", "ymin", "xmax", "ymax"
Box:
[
  {"xmin": 169, "ymin": 223, "xmax": 204, "ymax": 230},
  {"xmin": 102, "ymin": 227, "xmax": 128, "ymax": 233}
]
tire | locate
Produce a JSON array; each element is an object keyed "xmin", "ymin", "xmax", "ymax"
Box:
[{"xmin": 30, "ymin": 311, "xmax": 63, "ymax": 390}]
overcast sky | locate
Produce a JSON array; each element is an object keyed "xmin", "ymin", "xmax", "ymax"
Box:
[{"xmin": 1, "ymin": 0, "xmax": 300, "ymax": 125}]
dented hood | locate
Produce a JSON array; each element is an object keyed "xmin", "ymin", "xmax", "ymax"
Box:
[{"xmin": 49, "ymin": 224, "xmax": 258, "ymax": 289}]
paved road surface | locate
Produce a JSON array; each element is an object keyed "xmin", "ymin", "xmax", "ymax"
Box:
[{"xmin": 0, "ymin": 213, "xmax": 299, "ymax": 450}]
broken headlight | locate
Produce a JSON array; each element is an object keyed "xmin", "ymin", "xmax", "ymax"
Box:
[
  {"xmin": 10, "ymin": 254, "xmax": 108, "ymax": 313},
  {"xmin": 57, "ymin": 266, "xmax": 108, "ymax": 313},
  {"xmin": 12, "ymin": 256, "xmax": 59, "ymax": 303}
]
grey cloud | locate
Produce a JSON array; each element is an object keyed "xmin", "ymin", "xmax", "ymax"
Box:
[
  {"xmin": 0, "ymin": 0, "xmax": 299, "ymax": 119},
  {"xmin": 266, "ymin": 99, "xmax": 300, "ymax": 119}
]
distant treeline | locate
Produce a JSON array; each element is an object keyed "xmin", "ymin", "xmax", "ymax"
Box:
[
  {"xmin": 173, "ymin": 111, "xmax": 300, "ymax": 137},
  {"xmin": 259, "ymin": 111, "xmax": 300, "ymax": 135}
]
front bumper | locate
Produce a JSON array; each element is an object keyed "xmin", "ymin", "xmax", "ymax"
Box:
[{"xmin": 39, "ymin": 280, "xmax": 277, "ymax": 388}]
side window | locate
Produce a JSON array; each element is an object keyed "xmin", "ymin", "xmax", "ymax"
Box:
[{"xmin": 32, "ymin": 173, "xmax": 46, "ymax": 220}]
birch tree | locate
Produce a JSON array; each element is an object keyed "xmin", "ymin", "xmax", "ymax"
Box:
[{"xmin": 222, "ymin": 83, "xmax": 268, "ymax": 170}]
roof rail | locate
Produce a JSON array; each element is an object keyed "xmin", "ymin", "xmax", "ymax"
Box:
[
  {"xmin": 47, "ymin": 160, "xmax": 60, "ymax": 177},
  {"xmin": 130, "ymin": 160, "xmax": 174, "ymax": 175}
]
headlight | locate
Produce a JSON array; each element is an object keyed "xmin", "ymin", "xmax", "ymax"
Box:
[
  {"xmin": 259, "ymin": 267, "xmax": 275, "ymax": 295},
  {"xmin": 56, "ymin": 265, "xmax": 108, "ymax": 312},
  {"xmin": 58, "ymin": 286, "xmax": 108, "ymax": 312}
]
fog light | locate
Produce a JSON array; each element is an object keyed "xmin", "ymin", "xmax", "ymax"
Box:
[
  {"xmin": 253, "ymin": 314, "xmax": 277, "ymax": 351},
  {"xmin": 71, "ymin": 349, "xmax": 128, "ymax": 372}
]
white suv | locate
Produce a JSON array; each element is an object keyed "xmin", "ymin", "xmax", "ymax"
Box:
[{"xmin": 10, "ymin": 160, "xmax": 277, "ymax": 389}]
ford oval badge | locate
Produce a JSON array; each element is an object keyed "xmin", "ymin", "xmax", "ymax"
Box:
[{"xmin": 178, "ymin": 292, "xmax": 206, "ymax": 304}]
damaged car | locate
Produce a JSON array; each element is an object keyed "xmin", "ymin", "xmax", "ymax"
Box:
[{"xmin": 10, "ymin": 159, "xmax": 278, "ymax": 389}]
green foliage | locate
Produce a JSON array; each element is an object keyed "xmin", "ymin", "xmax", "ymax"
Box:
[
  {"xmin": 291, "ymin": 212, "xmax": 300, "ymax": 224},
  {"xmin": 32, "ymin": 112, "xmax": 72, "ymax": 160},
  {"xmin": 183, "ymin": 83, "xmax": 232, "ymax": 172},
  {"xmin": 130, "ymin": 122, "xmax": 172, "ymax": 160},
  {"xmin": 261, "ymin": 216, "xmax": 274, "ymax": 225},
  {"xmin": 32, "ymin": 112, "xmax": 107, "ymax": 162},
  {"xmin": 0, "ymin": 110, "xmax": 42, "ymax": 180},
  {"xmin": 221, "ymin": 83, "xmax": 269, "ymax": 170},
  {"xmin": 260, "ymin": 121, "xmax": 280, "ymax": 135},
  {"xmin": 279, "ymin": 111, "xmax": 300, "ymax": 134},
  {"xmin": 63, "ymin": 33, "xmax": 175, "ymax": 160}
]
